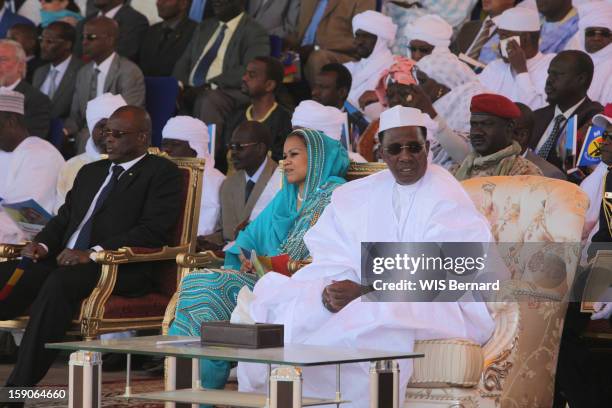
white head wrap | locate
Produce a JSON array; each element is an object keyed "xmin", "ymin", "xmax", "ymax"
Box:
[
  {"xmin": 416, "ymin": 52, "xmax": 476, "ymax": 89},
  {"xmin": 352, "ymin": 10, "xmax": 397, "ymax": 45},
  {"xmin": 577, "ymin": 1, "xmax": 612, "ymax": 31},
  {"xmin": 291, "ymin": 100, "xmax": 345, "ymax": 140},
  {"xmin": 162, "ymin": 116, "xmax": 210, "ymax": 159},
  {"xmin": 85, "ymin": 93, "xmax": 127, "ymax": 134},
  {"xmin": 0, "ymin": 89, "xmax": 24, "ymax": 115},
  {"xmin": 497, "ymin": 6, "xmax": 541, "ymax": 32},
  {"xmin": 406, "ymin": 15, "xmax": 453, "ymax": 49}
]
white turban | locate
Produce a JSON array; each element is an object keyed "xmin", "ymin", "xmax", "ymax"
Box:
[
  {"xmin": 352, "ymin": 10, "xmax": 397, "ymax": 45},
  {"xmin": 0, "ymin": 89, "xmax": 24, "ymax": 115},
  {"xmin": 291, "ymin": 100, "xmax": 345, "ymax": 140},
  {"xmin": 416, "ymin": 52, "xmax": 476, "ymax": 89},
  {"xmin": 406, "ymin": 14, "xmax": 453, "ymax": 49},
  {"xmin": 162, "ymin": 116, "xmax": 210, "ymax": 159},
  {"xmin": 497, "ymin": 6, "xmax": 540, "ymax": 32},
  {"xmin": 86, "ymin": 93, "xmax": 127, "ymax": 133},
  {"xmin": 578, "ymin": 1, "xmax": 612, "ymax": 31}
]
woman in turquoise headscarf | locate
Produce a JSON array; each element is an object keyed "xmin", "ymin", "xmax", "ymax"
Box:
[
  {"xmin": 40, "ymin": 0, "xmax": 83, "ymax": 28},
  {"xmin": 169, "ymin": 128, "xmax": 349, "ymax": 392}
]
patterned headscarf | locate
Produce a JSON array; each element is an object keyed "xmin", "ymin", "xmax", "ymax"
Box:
[
  {"xmin": 415, "ymin": 52, "xmax": 477, "ymax": 90},
  {"xmin": 225, "ymin": 129, "xmax": 349, "ymax": 267},
  {"xmin": 375, "ymin": 56, "xmax": 417, "ymax": 106}
]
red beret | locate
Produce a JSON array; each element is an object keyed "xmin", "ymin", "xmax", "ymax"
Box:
[{"xmin": 470, "ymin": 93, "xmax": 521, "ymax": 119}]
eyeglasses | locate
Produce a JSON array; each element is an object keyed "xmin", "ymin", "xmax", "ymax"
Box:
[
  {"xmin": 409, "ymin": 46, "xmax": 433, "ymax": 54},
  {"xmin": 102, "ymin": 129, "xmax": 143, "ymax": 139},
  {"xmin": 39, "ymin": 36, "xmax": 65, "ymax": 44},
  {"xmin": 84, "ymin": 34, "xmax": 108, "ymax": 41},
  {"xmin": 228, "ymin": 141, "xmax": 259, "ymax": 151},
  {"xmin": 383, "ymin": 142, "xmax": 426, "ymax": 155},
  {"xmin": 585, "ymin": 28, "xmax": 611, "ymax": 38}
]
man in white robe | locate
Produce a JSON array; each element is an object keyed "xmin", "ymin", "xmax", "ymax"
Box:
[
  {"xmin": 566, "ymin": 1, "xmax": 612, "ymax": 105},
  {"xmin": 291, "ymin": 100, "xmax": 367, "ymax": 163},
  {"xmin": 54, "ymin": 93, "xmax": 127, "ymax": 213},
  {"xmin": 237, "ymin": 106, "xmax": 496, "ymax": 406},
  {"xmin": 0, "ymin": 89, "xmax": 64, "ymax": 244},
  {"xmin": 478, "ymin": 6, "xmax": 555, "ymax": 110},
  {"xmin": 344, "ymin": 10, "xmax": 397, "ymax": 118},
  {"xmin": 161, "ymin": 116, "xmax": 225, "ymax": 236}
]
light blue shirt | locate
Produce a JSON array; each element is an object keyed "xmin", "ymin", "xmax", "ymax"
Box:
[{"xmin": 301, "ymin": 0, "xmax": 328, "ymax": 46}]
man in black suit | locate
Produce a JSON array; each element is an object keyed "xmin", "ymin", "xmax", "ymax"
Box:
[
  {"xmin": 33, "ymin": 22, "xmax": 85, "ymax": 121},
  {"xmin": 0, "ymin": 106, "xmax": 182, "ymax": 388},
  {"xmin": 529, "ymin": 50, "xmax": 603, "ymax": 172},
  {"xmin": 0, "ymin": 39, "xmax": 51, "ymax": 139},
  {"xmin": 75, "ymin": 0, "xmax": 149, "ymax": 62},
  {"xmin": 139, "ymin": 0, "xmax": 196, "ymax": 77}
]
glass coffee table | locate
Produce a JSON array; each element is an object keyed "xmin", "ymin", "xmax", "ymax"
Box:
[{"xmin": 47, "ymin": 335, "xmax": 424, "ymax": 408}]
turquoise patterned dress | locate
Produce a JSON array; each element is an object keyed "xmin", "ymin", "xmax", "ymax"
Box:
[{"xmin": 169, "ymin": 129, "xmax": 349, "ymax": 392}]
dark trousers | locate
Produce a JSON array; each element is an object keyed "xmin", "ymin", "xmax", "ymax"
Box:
[{"xmin": 0, "ymin": 258, "xmax": 144, "ymax": 386}]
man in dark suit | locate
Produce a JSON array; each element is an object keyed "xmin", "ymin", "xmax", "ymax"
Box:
[
  {"xmin": 452, "ymin": 0, "xmax": 516, "ymax": 65},
  {"xmin": 0, "ymin": 106, "xmax": 182, "ymax": 388},
  {"xmin": 173, "ymin": 0, "xmax": 270, "ymax": 150},
  {"xmin": 33, "ymin": 22, "xmax": 85, "ymax": 122},
  {"xmin": 0, "ymin": 0, "xmax": 33, "ymax": 38},
  {"xmin": 139, "ymin": 0, "xmax": 196, "ymax": 77},
  {"xmin": 0, "ymin": 39, "xmax": 51, "ymax": 139},
  {"xmin": 529, "ymin": 50, "xmax": 603, "ymax": 172},
  {"xmin": 247, "ymin": 0, "xmax": 299, "ymax": 39},
  {"xmin": 65, "ymin": 16, "xmax": 146, "ymax": 153},
  {"xmin": 75, "ymin": 0, "xmax": 149, "ymax": 62},
  {"xmin": 6, "ymin": 23, "xmax": 43, "ymax": 84}
]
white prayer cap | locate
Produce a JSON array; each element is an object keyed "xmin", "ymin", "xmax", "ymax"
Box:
[
  {"xmin": 291, "ymin": 100, "xmax": 345, "ymax": 140},
  {"xmin": 379, "ymin": 106, "xmax": 431, "ymax": 133},
  {"xmin": 497, "ymin": 6, "xmax": 541, "ymax": 32},
  {"xmin": 86, "ymin": 93, "xmax": 127, "ymax": 133},
  {"xmin": 162, "ymin": 115, "xmax": 210, "ymax": 158},
  {"xmin": 406, "ymin": 15, "xmax": 452, "ymax": 48},
  {"xmin": 352, "ymin": 10, "xmax": 397, "ymax": 43},
  {"xmin": 0, "ymin": 89, "xmax": 24, "ymax": 115},
  {"xmin": 578, "ymin": 1, "xmax": 612, "ymax": 31}
]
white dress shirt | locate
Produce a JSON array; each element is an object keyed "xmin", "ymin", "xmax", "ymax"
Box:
[
  {"xmin": 93, "ymin": 52, "xmax": 116, "ymax": 97},
  {"xmin": 535, "ymin": 97, "xmax": 586, "ymax": 153},
  {"xmin": 65, "ymin": 153, "xmax": 147, "ymax": 251},
  {"xmin": 0, "ymin": 78, "xmax": 20, "ymax": 91},
  {"xmin": 245, "ymin": 157, "xmax": 268, "ymax": 185},
  {"xmin": 98, "ymin": 4, "xmax": 122, "ymax": 19},
  {"xmin": 40, "ymin": 55, "xmax": 72, "ymax": 97}
]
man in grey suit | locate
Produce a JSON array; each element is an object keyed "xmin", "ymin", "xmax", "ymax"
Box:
[
  {"xmin": 514, "ymin": 102, "xmax": 566, "ymax": 180},
  {"xmin": 200, "ymin": 121, "xmax": 281, "ymax": 250},
  {"xmin": 64, "ymin": 17, "xmax": 145, "ymax": 153},
  {"xmin": 247, "ymin": 0, "xmax": 299, "ymax": 39},
  {"xmin": 33, "ymin": 22, "xmax": 85, "ymax": 123},
  {"xmin": 173, "ymin": 0, "xmax": 270, "ymax": 161}
]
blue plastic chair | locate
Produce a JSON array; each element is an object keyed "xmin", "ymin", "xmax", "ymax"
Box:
[
  {"xmin": 49, "ymin": 117, "xmax": 64, "ymax": 150},
  {"xmin": 144, "ymin": 77, "xmax": 180, "ymax": 147}
]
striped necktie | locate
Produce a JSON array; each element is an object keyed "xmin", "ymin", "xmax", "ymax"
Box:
[
  {"xmin": 467, "ymin": 19, "xmax": 495, "ymax": 60},
  {"xmin": 537, "ymin": 114, "xmax": 566, "ymax": 159}
]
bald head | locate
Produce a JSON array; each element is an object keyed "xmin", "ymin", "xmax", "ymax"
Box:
[
  {"xmin": 545, "ymin": 50, "xmax": 593, "ymax": 109},
  {"xmin": 105, "ymin": 106, "xmax": 152, "ymax": 163},
  {"xmin": 83, "ymin": 17, "xmax": 119, "ymax": 63}
]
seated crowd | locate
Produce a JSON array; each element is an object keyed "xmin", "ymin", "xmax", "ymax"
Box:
[{"xmin": 0, "ymin": 0, "xmax": 611, "ymax": 407}]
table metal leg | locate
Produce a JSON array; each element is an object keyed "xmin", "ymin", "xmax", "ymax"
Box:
[
  {"xmin": 68, "ymin": 350, "xmax": 102, "ymax": 408},
  {"xmin": 123, "ymin": 353, "xmax": 132, "ymax": 398},
  {"xmin": 369, "ymin": 360, "xmax": 399, "ymax": 408},
  {"xmin": 270, "ymin": 365, "xmax": 303, "ymax": 408},
  {"xmin": 336, "ymin": 364, "xmax": 342, "ymax": 408},
  {"xmin": 165, "ymin": 357, "xmax": 177, "ymax": 408}
]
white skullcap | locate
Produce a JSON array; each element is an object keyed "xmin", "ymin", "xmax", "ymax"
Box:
[
  {"xmin": 407, "ymin": 15, "xmax": 453, "ymax": 48},
  {"xmin": 291, "ymin": 100, "xmax": 345, "ymax": 140},
  {"xmin": 379, "ymin": 106, "xmax": 433, "ymax": 133},
  {"xmin": 162, "ymin": 116, "xmax": 210, "ymax": 158},
  {"xmin": 352, "ymin": 10, "xmax": 398, "ymax": 43},
  {"xmin": 497, "ymin": 7, "xmax": 541, "ymax": 32},
  {"xmin": 578, "ymin": 1, "xmax": 612, "ymax": 31},
  {"xmin": 86, "ymin": 93, "xmax": 127, "ymax": 133},
  {"xmin": 0, "ymin": 89, "xmax": 24, "ymax": 115}
]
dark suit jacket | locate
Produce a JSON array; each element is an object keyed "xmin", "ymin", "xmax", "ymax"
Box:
[
  {"xmin": 75, "ymin": 5, "xmax": 149, "ymax": 63},
  {"xmin": 173, "ymin": 14, "xmax": 270, "ymax": 91},
  {"xmin": 452, "ymin": 20, "xmax": 484, "ymax": 56},
  {"xmin": 0, "ymin": 8, "xmax": 33, "ymax": 38},
  {"xmin": 139, "ymin": 17, "xmax": 197, "ymax": 77},
  {"xmin": 529, "ymin": 98, "xmax": 604, "ymax": 169},
  {"xmin": 524, "ymin": 149, "xmax": 567, "ymax": 180},
  {"xmin": 32, "ymin": 56, "xmax": 85, "ymax": 120},
  {"xmin": 26, "ymin": 57, "xmax": 45, "ymax": 84},
  {"xmin": 36, "ymin": 154, "xmax": 182, "ymax": 256},
  {"xmin": 14, "ymin": 80, "xmax": 51, "ymax": 140}
]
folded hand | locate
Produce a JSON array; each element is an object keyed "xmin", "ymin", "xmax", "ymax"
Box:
[{"xmin": 56, "ymin": 249, "xmax": 93, "ymax": 266}]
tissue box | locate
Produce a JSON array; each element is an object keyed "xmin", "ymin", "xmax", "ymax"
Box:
[{"xmin": 200, "ymin": 321, "xmax": 284, "ymax": 349}]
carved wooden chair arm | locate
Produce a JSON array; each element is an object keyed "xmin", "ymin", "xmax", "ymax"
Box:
[
  {"xmin": 176, "ymin": 250, "xmax": 225, "ymax": 270},
  {"xmin": 0, "ymin": 243, "xmax": 27, "ymax": 260},
  {"xmin": 287, "ymin": 258, "xmax": 312, "ymax": 274}
]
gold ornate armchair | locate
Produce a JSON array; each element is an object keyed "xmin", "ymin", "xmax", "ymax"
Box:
[{"xmin": 0, "ymin": 150, "xmax": 204, "ymax": 339}]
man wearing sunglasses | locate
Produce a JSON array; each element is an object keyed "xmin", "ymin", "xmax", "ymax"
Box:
[
  {"xmin": 452, "ymin": 93, "xmax": 541, "ymax": 181},
  {"xmin": 404, "ymin": 14, "xmax": 453, "ymax": 62}
]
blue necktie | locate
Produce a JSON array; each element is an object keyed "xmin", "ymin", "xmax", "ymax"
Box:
[
  {"xmin": 189, "ymin": 0, "xmax": 206, "ymax": 23},
  {"xmin": 192, "ymin": 24, "xmax": 227, "ymax": 87},
  {"xmin": 73, "ymin": 165, "xmax": 124, "ymax": 250},
  {"xmin": 302, "ymin": 0, "xmax": 329, "ymax": 46}
]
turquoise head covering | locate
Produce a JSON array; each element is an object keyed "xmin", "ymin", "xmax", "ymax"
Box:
[
  {"xmin": 225, "ymin": 129, "xmax": 349, "ymax": 269},
  {"xmin": 40, "ymin": 9, "xmax": 83, "ymax": 28}
]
